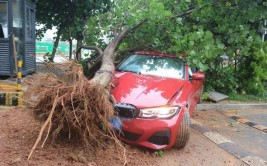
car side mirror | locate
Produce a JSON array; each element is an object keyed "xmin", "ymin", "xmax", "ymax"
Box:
[{"xmin": 191, "ymin": 72, "xmax": 205, "ymax": 80}]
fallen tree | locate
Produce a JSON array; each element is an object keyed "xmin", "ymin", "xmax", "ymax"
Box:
[{"xmin": 27, "ymin": 19, "xmax": 146, "ymax": 165}]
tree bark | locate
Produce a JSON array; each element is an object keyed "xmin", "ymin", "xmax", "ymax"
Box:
[
  {"xmin": 90, "ymin": 29, "xmax": 128, "ymax": 86},
  {"xmin": 75, "ymin": 46, "xmax": 103, "ymax": 61},
  {"xmin": 76, "ymin": 39, "xmax": 83, "ymax": 60},
  {"xmin": 68, "ymin": 26, "xmax": 73, "ymax": 60},
  {"xmin": 90, "ymin": 20, "xmax": 148, "ymax": 87},
  {"xmin": 76, "ymin": 30, "xmax": 84, "ymax": 60}
]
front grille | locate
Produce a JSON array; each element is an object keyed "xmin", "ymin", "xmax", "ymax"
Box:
[
  {"xmin": 121, "ymin": 130, "xmax": 142, "ymax": 142},
  {"xmin": 114, "ymin": 103, "xmax": 139, "ymax": 119}
]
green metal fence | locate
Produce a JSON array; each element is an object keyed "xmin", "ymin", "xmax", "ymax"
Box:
[{"xmin": 36, "ymin": 41, "xmax": 76, "ymax": 54}]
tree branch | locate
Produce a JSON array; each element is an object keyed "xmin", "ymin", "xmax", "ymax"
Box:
[
  {"xmin": 90, "ymin": 20, "xmax": 148, "ymax": 86},
  {"xmin": 75, "ymin": 46, "xmax": 103, "ymax": 60},
  {"xmin": 175, "ymin": 1, "xmax": 223, "ymax": 18}
]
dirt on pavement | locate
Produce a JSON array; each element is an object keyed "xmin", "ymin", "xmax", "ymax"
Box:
[
  {"xmin": 0, "ymin": 66, "xmax": 247, "ymax": 166},
  {"xmin": 0, "ymin": 106, "xmax": 247, "ymax": 166}
]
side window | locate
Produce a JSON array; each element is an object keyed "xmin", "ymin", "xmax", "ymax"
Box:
[{"xmin": 0, "ymin": 2, "xmax": 8, "ymax": 38}]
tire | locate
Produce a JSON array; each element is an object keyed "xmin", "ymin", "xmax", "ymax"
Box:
[{"xmin": 173, "ymin": 109, "xmax": 190, "ymax": 149}]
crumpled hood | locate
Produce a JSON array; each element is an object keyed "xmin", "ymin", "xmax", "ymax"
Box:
[{"xmin": 111, "ymin": 72, "xmax": 186, "ymax": 108}]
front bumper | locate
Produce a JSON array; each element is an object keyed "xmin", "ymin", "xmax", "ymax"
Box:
[{"xmin": 112, "ymin": 108, "xmax": 185, "ymax": 150}]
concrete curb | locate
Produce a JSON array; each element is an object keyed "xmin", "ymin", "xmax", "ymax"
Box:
[
  {"xmin": 196, "ymin": 104, "xmax": 267, "ymax": 111},
  {"xmin": 191, "ymin": 119, "xmax": 267, "ymax": 166}
]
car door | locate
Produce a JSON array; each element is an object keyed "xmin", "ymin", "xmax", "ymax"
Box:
[{"xmin": 187, "ymin": 65, "xmax": 204, "ymax": 114}]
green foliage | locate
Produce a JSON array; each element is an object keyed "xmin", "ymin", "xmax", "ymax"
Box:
[
  {"xmin": 84, "ymin": 0, "xmax": 267, "ymax": 96},
  {"xmin": 205, "ymin": 65, "xmax": 238, "ymax": 94},
  {"xmin": 36, "ymin": 0, "xmax": 111, "ymax": 41},
  {"xmin": 154, "ymin": 150, "xmax": 164, "ymax": 157},
  {"xmin": 78, "ymin": 51, "xmax": 101, "ymax": 77},
  {"xmin": 229, "ymin": 93, "xmax": 267, "ymax": 102},
  {"xmin": 237, "ymin": 42, "xmax": 267, "ymax": 95},
  {"xmin": 202, "ymin": 92, "xmax": 209, "ymax": 101},
  {"xmin": 230, "ymin": 121, "xmax": 239, "ymax": 127},
  {"xmin": 43, "ymin": 52, "xmax": 53, "ymax": 62},
  {"xmin": 79, "ymin": 59, "xmax": 90, "ymax": 77}
]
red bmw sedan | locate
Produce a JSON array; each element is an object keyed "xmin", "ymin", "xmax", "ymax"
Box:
[{"xmin": 110, "ymin": 51, "xmax": 205, "ymax": 150}]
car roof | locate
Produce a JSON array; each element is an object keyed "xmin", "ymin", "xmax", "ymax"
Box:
[{"xmin": 134, "ymin": 51, "xmax": 179, "ymax": 59}]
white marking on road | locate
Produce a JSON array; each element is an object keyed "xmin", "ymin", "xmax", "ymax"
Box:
[
  {"xmin": 241, "ymin": 156, "xmax": 267, "ymax": 166},
  {"xmin": 203, "ymin": 132, "xmax": 233, "ymax": 144}
]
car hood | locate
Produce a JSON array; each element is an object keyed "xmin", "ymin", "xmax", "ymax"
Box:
[{"xmin": 111, "ymin": 72, "xmax": 186, "ymax": 108}]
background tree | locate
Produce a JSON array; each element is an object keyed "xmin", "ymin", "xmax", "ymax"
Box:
[
  {"xmin": 82, "ymin": 0, "xmax": 267, "ymax": 96},
  {"xmin": 36, "ymin": 0, "xmax": 111, "ymax": 61}
]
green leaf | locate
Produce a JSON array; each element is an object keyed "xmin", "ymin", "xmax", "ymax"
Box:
[{"xmin": 217, "ymin": 43, "xmax": 225, "ymax": 49}]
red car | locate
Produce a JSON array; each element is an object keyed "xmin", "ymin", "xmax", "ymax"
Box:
[{"xmin": 110, "ymin": 51, "xmax": 205, "ymax": 150}]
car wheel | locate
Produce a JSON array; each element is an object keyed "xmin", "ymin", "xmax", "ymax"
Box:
[{"xmin": 173, "ymin": 109, "xmax": 190, "ymax": 149}]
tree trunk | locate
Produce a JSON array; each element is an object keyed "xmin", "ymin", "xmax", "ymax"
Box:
[
  {"xmin": 68, "ymin": 26, "xmax": 72, "ymax": 60},
  {"xmin": 90, "ymin": 20, "xmax": 147, "ymax": 87},
  {"xmin": 69, "ymin": 39, "xmax": 73, "ymax": 60},
  {"xmin": 51, "ymin": 24, "xmax": 63, "ymax": 61},
  {"xmin": 76, "ymin": 31, "xmax": 84, "ymax": 60},
  {"xmin": 76, "ymin": 39, "xmax": 83, "ymax": 59},
  {"xmin": 90, "ymin": 29, "xmax": 129, "ymax": 86}
]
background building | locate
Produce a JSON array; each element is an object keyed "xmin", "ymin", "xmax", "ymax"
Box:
[{"xmin": 0, "ymin": 0, "xmax": 37, "ymax": 76}]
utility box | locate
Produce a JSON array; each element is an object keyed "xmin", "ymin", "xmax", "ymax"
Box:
[{"xmin": 0, "ymin": 0, "xmax": 37, "ymax": 76}]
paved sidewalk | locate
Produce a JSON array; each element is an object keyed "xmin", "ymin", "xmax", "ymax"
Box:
[{"xmin": 192, "ymin": 118, "xmax": 267, "ymax": 166}]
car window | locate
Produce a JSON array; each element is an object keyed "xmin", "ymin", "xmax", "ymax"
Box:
[{"xmin": 116, "ymin": 54, "xmax": 185, "ymax": 79}]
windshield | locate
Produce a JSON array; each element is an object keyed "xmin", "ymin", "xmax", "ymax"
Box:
[{"xmin": 116, "ymin": 54, "xmax": 185, "ymax": 79}]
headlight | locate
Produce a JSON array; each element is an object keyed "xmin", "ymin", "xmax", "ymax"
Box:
[{"xmin": 139, "ymin": 107, "xmax": 180, "ymax": 119}]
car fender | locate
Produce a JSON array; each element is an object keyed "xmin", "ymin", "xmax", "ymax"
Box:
[{"xmin": 168, "ymin": 82, "xmax": 192, "ymax": 109}]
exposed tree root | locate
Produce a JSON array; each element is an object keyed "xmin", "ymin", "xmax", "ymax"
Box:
[{"xmin": 27, "ymin": 62, "xmax": 127, "ymax": 165}]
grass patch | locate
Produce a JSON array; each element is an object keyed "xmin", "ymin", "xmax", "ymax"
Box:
[{"xmin": 228, "ymin": 92, "xmax": 267, "ymax": 102}]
